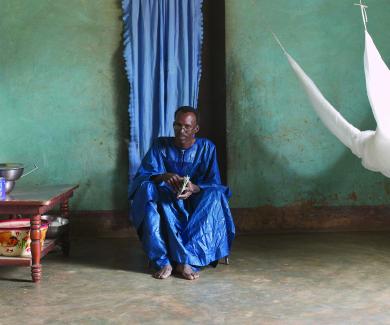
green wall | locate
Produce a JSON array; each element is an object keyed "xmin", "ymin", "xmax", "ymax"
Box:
[
  {"xmin": 4, "ymin": 0, "xmax": 390, "ymax": 212},
  {"xmin": 0, "ymin": 0, "xmax": 129, "ymax": 210},
  {"xmin": 226, "ymin": 0, "xmax": 390, "ymax": 208}
]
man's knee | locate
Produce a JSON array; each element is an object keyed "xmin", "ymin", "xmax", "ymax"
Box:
[
  {"xmin": 201, "ymin": 187, "xmax": 224, "ymax": 199},
  {"xmin": 133, "ymin": 181, "xmax": 159, "ymax": 203},
  {"xmin": 139, "ymin": 180, "xmax": 158, "ymax": 193}
]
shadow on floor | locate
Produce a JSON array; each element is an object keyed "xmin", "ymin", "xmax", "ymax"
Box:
[
  {"xmin": 55, "ymin": 237, "xmax": 149, "ymax": 274},
  {"xmin": 3, "ymin": 231, "xmax": 390, "ymax": 283}
]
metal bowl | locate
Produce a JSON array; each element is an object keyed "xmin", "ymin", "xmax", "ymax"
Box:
[
  {"xmin": 0, "ymin": 163, "xmax": 24, "ymax": 181},
  {"xmin": 41, "ymin": 215, "xmax": 69, "ymax": 238}
]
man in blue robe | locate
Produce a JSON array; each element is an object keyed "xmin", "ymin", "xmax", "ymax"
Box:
[{"xmin": 129, "ymin": 106, "xmax": 235, "ymax": 280}]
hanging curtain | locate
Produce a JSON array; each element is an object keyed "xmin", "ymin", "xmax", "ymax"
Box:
[{"xmin": 122, "ymin": 0, "xmax": 204, "ymax": 186}]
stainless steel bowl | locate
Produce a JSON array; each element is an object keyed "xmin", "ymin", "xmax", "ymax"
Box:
[
  {"xmin": 5, "ymin": 180, "xmax": 15, "ymax": 194},
  {"xmin": 0, "ymin": 163, "xmax": 24, "ymax": 181},
  {"xmin": 41, "ymin": 215, "xmax": 69, "ymax": 238}
]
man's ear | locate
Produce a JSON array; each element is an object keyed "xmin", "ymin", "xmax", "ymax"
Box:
[{"xmin": 194, "ymin": 124, "xmax": 200, "ymax": 134}]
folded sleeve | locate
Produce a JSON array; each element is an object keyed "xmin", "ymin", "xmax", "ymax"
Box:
[{"xmin": 128, "ymin": 139, "xmax": 166, "ymax": 199}]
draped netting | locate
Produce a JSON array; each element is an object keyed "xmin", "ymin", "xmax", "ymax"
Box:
[{"xmin": 275, "ymin": 2, "xmax": 390, "ymax": 178}]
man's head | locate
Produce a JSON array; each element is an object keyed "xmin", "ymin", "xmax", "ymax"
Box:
[{"xmin": 173, "ymin": 106, "xmax": 199, "ymax": 148}]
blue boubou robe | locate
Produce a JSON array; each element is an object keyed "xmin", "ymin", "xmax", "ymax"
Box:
[{"xmin": 129, "ymin": 137, "xmax": 235, "ymax": 269}]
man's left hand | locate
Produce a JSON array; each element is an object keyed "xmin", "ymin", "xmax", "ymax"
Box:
[{"xmin": 177, "ymin": 181, "xmax": 200, "ymax": 199}]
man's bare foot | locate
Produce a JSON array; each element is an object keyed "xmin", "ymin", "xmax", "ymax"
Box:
[
  {"xmin": 175, "ymin": 264, "xmax": 199, "ymax": 280},
  {"xmin": 153, "ymin": 264, "xmax": 172, "ymax": 279}
]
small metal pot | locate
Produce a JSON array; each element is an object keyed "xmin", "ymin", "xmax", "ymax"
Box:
[
  {"xmin": 0, "ymin": 163, "xmax": 38, "ymax": 194},
  {"xmin": 0, "ymin": 163, "xmax": 24, "ymax": 181}
]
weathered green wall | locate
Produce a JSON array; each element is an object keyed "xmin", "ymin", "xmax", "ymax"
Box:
[
  {"xmin": 4, "ymin": 0, "xmax": 390, "ymax": 212},
  {"xmin": 0, "ymin": 0, "xmax": 129, "ymax": 210},
  {"xmin": 226, "ymin": 0, "xmax": 390, "ymax": 208}
]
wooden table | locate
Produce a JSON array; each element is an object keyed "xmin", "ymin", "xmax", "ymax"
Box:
[{"xmin": 0, "ymin": 184, "xmax": 78, "ymax": 282}]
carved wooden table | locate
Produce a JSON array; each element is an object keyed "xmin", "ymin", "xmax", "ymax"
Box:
[{"xmin": 0, "ymin": 184, "xmax": 78, "ymax": 282}]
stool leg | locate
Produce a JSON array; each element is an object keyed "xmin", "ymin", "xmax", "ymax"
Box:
[{"xmin": 225, "ymin": 256, "xmax": 229, "ymax": 265}]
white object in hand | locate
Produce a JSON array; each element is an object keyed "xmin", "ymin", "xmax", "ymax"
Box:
[{"xmin": 178, "ymin": 176, "xmax": 190, "ymax": 195}]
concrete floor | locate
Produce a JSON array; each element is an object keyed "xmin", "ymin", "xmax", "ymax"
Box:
[{"xmin": 2, "ymin": 232, "xmax": 390, "ymax": 324}]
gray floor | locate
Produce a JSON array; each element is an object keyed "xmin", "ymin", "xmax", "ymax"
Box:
[{"xmin": 2, "ymin": 232, "xmax": 390, "ymax": 324}]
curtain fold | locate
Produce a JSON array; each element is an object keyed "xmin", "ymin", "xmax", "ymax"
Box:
[{"xmin": 122, "ymin": 0, "xmax": 204, "ymax": 188}]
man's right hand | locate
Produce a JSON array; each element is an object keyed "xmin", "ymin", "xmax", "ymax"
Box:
[{"xmin": 152, "ymin": 173, "xmax": 183, "ymax": 193}]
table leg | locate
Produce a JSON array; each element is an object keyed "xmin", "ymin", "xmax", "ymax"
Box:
[
  {"xmin": 60, "ymin": 200, "xmax": 70, "ymax": 256},
  {"xmin": 30, "ymin": 214, "xmax": 42, "ymax": 282},
  {"xmin": 60, "ymin": 200, "xmax": 69, "ymax": 217}
]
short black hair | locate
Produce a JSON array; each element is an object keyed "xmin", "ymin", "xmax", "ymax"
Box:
[{"xmin": 174, "ymin": 106, "xmax": 199, "ymax": 124}]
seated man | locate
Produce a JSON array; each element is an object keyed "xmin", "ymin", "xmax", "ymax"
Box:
[{"xmin": 129, "ymin": 106, "xmax": 235, "ymax": 280}]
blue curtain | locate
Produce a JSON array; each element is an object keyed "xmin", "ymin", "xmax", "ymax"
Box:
[{"xmin": 122, "ymin": 0, "xmax": 204, "ymax": 185}]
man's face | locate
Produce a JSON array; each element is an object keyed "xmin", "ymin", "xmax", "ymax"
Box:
[{"xmin": 173, "ymin": 112, "xmax": 199, "ymax": 146}]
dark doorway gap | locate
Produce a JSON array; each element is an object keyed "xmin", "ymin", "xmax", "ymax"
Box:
[{"xmin": 197, "ymin": 0, "xmax": 227, "ymax": 183}]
